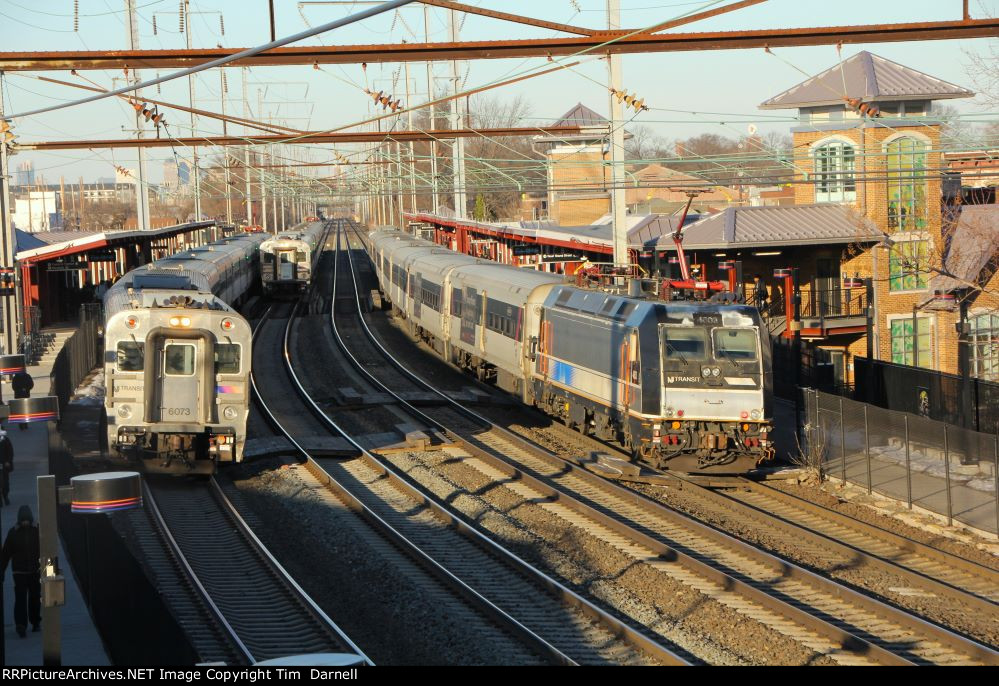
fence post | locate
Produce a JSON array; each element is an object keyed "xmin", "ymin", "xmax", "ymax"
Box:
[
  {"xmin": 864, "ymin": 404, "xmax": 871, "ymax": 494},
  {"xmin": 904, "ymin": 415, "xmax": 912, "ymax": 509},
  {"xmin": 839, "ymin": 396, "xmax": 847, "ymax": 483},
  {"xmin": 944, "ymin": 424, "xmax": 952, "ymax": 527}
]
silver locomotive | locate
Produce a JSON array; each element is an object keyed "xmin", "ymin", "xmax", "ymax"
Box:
[
  {"xmin": 102, "ymin": 233, "xmax": 266, "ymax": 475},
  {"xmin": 370, "ymin": 228, "xmax": 774, "ymax": 474}
]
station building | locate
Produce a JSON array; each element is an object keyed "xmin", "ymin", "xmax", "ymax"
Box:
[
  {"xmin": 408, "ymin": 51, "xmax": 999, "ymax": 388},
  {"xmin": 14, "ymin": 221, "xmax": 225, "ymax": 329}
]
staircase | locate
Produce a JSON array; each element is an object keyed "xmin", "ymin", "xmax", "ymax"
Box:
[{"xmin": 30, "ymin": 328, "xmax": 77, "ymax": 369}]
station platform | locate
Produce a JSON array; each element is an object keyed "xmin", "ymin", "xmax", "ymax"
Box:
[{"xmin": 2, "ymin": 330, "xmax": 109, "ymax": 666}]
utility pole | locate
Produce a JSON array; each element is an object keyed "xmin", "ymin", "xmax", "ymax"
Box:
[
  {"xmin": 242, "ymin": 68, "xmax": 252, "ymax": 224},
  {"xmin": 425, "ymin": 5, "xmax": 439, "ymax": 214},
  {"xmin": 607, "ymin": 0, "xmax": 629, "ymax": 270},
  {"xmin": 125, "ymin": 0, "xmax": 151, "ymax": 232},
  {"xmin": 184, "ymin": 0, "xmax": 202, "ymax": 221},
  {"xmin": 448, "ymin": 9, "xmax": 467, "ymax": 219},
  {"xmin": 0, "ymin": 73, "xmax": 21, "ymax": 355},
  {"xmin": 219, "ymin": 68, "xmax": 232, "ymax": 225}
]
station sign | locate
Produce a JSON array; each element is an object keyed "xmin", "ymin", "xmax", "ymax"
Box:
[
  {"xmin": 87, "ymin": 250, "xmax": 117, "ymax": 263},
  {"xmin": 48, "ymin": 259, "xmax": 87, "ymax": 272},
  {"xmin": 512, "ymin": 245, "xmax": 541, "ymax": 256},
  {"xmin": 541, "ymin": 250, "xmax": 584, "ymax": 263}
]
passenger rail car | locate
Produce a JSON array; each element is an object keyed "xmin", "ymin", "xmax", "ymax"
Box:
[
  {"xmin": 260, "ymin": 221, "xmax": 329, "ymax": 295},
  {"xmin": 103, "ymin": 232, "xmax": 267, "ymax": 475},
  {"xmin": 369, "ymin": 229, "xmax": 774, "ymax": 474}
]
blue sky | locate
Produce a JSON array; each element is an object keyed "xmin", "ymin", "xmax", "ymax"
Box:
[{"xmin": 2, "ymin": 0, "xmax": 996, "ymax": 185}]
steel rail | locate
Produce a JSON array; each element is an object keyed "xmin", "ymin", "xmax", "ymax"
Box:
[
  {"xmin": 340, "ymin": 220, "xmax": 999, "ymax": 666},
  {"xmin": 272, "ymin": 265, "xmax": 690, "ymax": 666},
  {"xmin": 142, "ymin": 479, "xmax": 255, "ymax": 665}
]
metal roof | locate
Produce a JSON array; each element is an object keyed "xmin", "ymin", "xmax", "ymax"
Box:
[
  {"xmin": 760, "ymin": 51, "xmax": 974, "ymax": 110},
  {"xmin": 658, "ymin": 204, "xmax": 881, "ymax": 249},
  {"xmin": 553, "ymin": 102, "xmax": 609, "ymax": 129},
  {"xmin": 15, "ymin": 221, "xmax": 216, "ymax": 262}
]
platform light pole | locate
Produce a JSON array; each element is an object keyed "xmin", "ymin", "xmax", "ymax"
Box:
[{"xmin": 448, "ymin": 9, "xmax": 467, "ymax": 219}]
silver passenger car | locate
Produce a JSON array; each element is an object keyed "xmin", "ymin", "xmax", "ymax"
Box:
[
  {"xmin": 259, "ymin": 221, "xmax": 329, "ymax": 295},
  {"xmin": 102, "ymin": 233, "xmax": 266, "ymax": 475}
]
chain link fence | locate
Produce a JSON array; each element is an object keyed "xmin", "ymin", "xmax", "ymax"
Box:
[{"xmin": 803, "ymin": 388, "xmax": 999, "ymax": 536}]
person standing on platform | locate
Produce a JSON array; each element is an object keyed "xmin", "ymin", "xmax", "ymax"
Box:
[
  {"xmin": 0, "ymin": 430, "xmax": 12, "ymax": 505},
  {"xmin": 1, "ymin": 505, "xmax": 42, "ymax": 637},
  {"xmin": 752, "ymin": 275, "xmax": 769, "ymax": 311},
  {"xmin": 11, "ymin": 371, "xmax": 33, "ymax": 431}
]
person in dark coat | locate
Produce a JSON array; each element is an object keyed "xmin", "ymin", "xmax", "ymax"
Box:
[
  {"xmin": 752, "ymin": 275, "xmax": 769, "ymax": 311},
  {"xmin": 0, "ymin": 430, "xmax": 12, "ymax": 506},
  {"xmin": 1, "ymin": 505, "xmax": 41, "ymax": 637},
  {"xmin": 11, "ymin": 371, "xmax": 33, "ymax": 431}
]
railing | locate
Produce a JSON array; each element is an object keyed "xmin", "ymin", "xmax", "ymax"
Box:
[
  {"xmin": 17, "ymin": 306, "xmax": 43, "ymax": 364},
  {"xmin": 800, "ymin": 287, "xmax": 868, "ymax": 318},
  {"xmin": 804, "ymin": 388, "xmax": 999, "ymax": 536},
  {"xmin": 49, "ymin": 308, "xmax": 103, "ymax": 411}
]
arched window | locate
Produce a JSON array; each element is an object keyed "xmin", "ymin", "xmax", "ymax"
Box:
[
  {"xmin": 813, "ymin": 142, "xmax": 856, "ymax": 203},
  {"xmin": 887, "ymin": 137, "xmax": 927, "ymax": 231}
]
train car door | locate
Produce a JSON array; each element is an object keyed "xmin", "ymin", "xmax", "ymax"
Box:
[
  {"xmin": 279, "ymin": 250, "xmax": 296, "ymax": 280},
  {"xmin": 157, "ymin": 339, "xmax": 202, "ymax": 422}
]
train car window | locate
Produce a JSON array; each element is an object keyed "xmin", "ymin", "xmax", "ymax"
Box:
[
  {"xmin": 713, "ymin": 328, "xmax": 758, "ymax": 362},
  {"xmin": 116, "ymin": 341, "xmax": 144, "ymax": 371},
  {"xmin": 555, "ymin": 290, "xmax": 573, "ymax": 308},
  {"xmin": 215, "ymin": 344, "xmax": 241, "ymax": 374},
  {"xmin": 663, "ymin": 328, "xmax": 708, "ymax": 361},
  {"xmin": 616, "ymin": 301, "xmax": 638, "ymax": 320},
  {"xmin": 451, "ymin": 288, "xmax": 463, "ymax": 317},
  {"xmin": 296, "ymin": 250, "xmax": 307, "ymax": 263},
  {"xmin": 165, "ymin": 344, "xmax": 196, "ymax": 376}
]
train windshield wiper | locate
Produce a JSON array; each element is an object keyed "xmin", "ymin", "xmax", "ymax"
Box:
[{"xmin": 665, "ymin": 341, "xmax": 688, "ymax": 365}]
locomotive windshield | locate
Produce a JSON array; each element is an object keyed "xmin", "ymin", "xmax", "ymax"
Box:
[
  {"xmin": 712, "ymin": 328, "xmax": 759, "ymax": 362},
  {"xmin": 663, "ymin": 328, "xmax": 708, "ymax": 361},
  {"xmin": 117, "ymin": 341, "xmax": 144, "ymax": 371},
  {"xmin": 215, "ymin": 343, "xmax": 241, "ymax": 374}
]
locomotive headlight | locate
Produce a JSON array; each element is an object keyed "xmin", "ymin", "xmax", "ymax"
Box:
[
  {"xmin": 222, "ymin": 406, "xmax": 239, "ymax": 420},
  {"xmin": 181, "ymin": 316, "xmax": 191, "ymax": 327},
  {"xmin": 701, "ymin": 366, "xmax": 711, "ymax": 377},
  {"xmin": 751, "ymin": 409, "xmax": 762, "ymax": 420},
  {"xmin": 117, "ymin": 405, "xmax": 132, "ymax": 419},
  {"xmin": 169, "ymin": 316, "xmax": 180, "ymax": 327},
  {"xmin": 711, "ymin": 367, "xmax": 721, "ymax": 377},
  {"xmin": 664, "ymin": 407, "xmax": 674, "ymax": 418}
]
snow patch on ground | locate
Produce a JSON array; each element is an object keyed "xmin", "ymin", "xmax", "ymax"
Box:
[{"xmin": 71, "ymin": 370, "xmax": 105, "ymax": 406}]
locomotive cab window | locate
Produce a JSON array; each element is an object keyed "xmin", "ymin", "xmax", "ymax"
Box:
[
  {"xmin": 116, "ymin": 341, "xmax": 144, "ymax": 371},
  {"xmin": 663, "ymin": 328, "xmax": 708, "ymax": 361},
  {"xmin": 215, "ymin": 343, "xmax": 241, "ymax": 374},
  {"xmin": 164, "ymin": 344, "xmax": 196, "ymax": 376},
  {"xmin": 713, "ymin": 328, "xmax": 758, "ymax": 362}
]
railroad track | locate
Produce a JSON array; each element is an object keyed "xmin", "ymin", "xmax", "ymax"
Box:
[
  {"xmin": 142, "ymin": 476, "xmax": 368, "ymax": 665},
  {"xmin": 256, "ymin": 300, "xmax": 685, "ymax": 665},
  {"xmin": 336, "ymin": 219, "xmax": 999, "ymax": 665}
]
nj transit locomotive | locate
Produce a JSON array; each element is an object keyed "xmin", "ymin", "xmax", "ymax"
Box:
[
  {"xmin": 369, "ymin": 229, "xmax": 773, "ymax": 474},
  {"xmin": 259, "ymin": 221, "xmax": 329, "ymax": 295},
  {"xmin": 102, "ymin": 232, "xmax": 266, "ymax": 475}
]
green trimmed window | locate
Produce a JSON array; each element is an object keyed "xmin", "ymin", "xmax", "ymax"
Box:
[
  {"xmin": 814, "ymin": 142, "xmax": 856, "ymax": 203},
  {"xmin": 888, "ymin": 239, "xmax": 929, "ymax": 291},
  {"xmin": 887, "ymin": 137, "xmax": 928, "ymax": 232},
  {"xmin": 890, "ymin": 318, "xmax": 931, "ymax": 368}
]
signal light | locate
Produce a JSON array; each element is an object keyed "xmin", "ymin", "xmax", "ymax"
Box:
[
  {"xmin": 125, "ymin": 315, "xmax": 139, "ymax": 329},
  {"xmin": 221, "ymin": 318, "xmax": 235, "ymax": 331}
]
